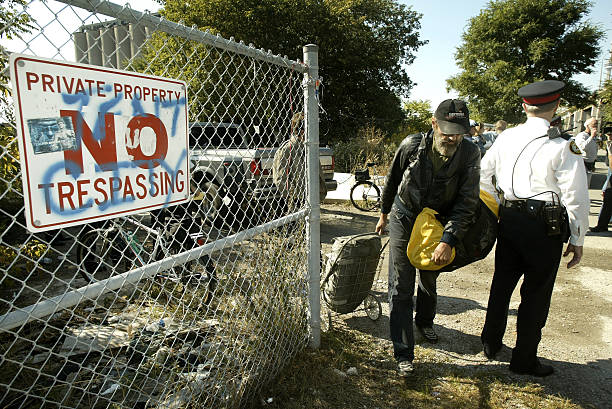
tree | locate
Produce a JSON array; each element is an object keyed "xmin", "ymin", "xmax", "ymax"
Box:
[
  {"xmin": 600, "ymin": 79, "xmax": 612, "ymax": 125},
  {"xmin": 1, "ymin": 0, "xmax": 33, "ymax": 203},
  {"xmin": 401, "ymin": 100, "xmax": 432, "ymax": 135},
  {"xmin": 447, "ymin": 0, "xmax": 603, "ymax": 124},
  {"xmin": 155, "ymin": 0, "xmax": 426, "ymax": 141}
]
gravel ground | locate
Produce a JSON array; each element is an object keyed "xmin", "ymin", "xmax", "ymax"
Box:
[{"xmin": 320, "ymin": 198, "xmax": 612, "ymax": 409}]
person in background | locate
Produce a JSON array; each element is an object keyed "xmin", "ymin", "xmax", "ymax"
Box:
[
  {"xmin": 600, "ymin": 128, "xmax": 612, "ymax": 199},
  {"xmin": 471, "ymin": 121, "xmax": 487, "ymax": 157},
  {"xmin": 574, "ymin": 117, "xmax": 599, "ymax": 187},
  {"xmin": 590, "ymin": 136, "xmax": 612, "ymax": 232},
  {"xmin": 375, "ymin": 99, "xmax": 480, "ymax": 377},
  {"xmin": 494, "ymin": 120, "xmax": 507, "ymax": 137},
  {"xmin": 479, "ymin": 80, "xmax": 589, "ymax": 377},
  {"xmin": 273, "ymin": 112, "xmax": 327, "ymax": 211}
]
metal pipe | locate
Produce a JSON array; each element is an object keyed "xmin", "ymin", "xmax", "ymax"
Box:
[
  {"xmin": 303, "ymin": 44, "xmax": 320, "ymax": 349},
  {"xmin": 0, "ymin": 210, "xmax": 307, "ymax": 331}
]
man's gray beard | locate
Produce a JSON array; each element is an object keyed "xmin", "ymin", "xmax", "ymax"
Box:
[{"xmin": 434, "ymin": 134, "xmax": 459, "ymax": 157}]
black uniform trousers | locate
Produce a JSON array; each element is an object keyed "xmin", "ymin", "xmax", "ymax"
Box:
[{"xmin": 481, "ymin": 206, "xmax": 563, "ymax": 369}]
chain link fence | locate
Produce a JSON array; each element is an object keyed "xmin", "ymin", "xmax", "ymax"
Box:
[{"xmin": 0, "ymin": 1, "xmax": 322, "ymax": 407}]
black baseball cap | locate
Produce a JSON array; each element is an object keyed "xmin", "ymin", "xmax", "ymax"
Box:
[
  {"xmin": 434, "ymin": 99, "xmax": 470, "ymax": 135},
  {"xmin": 518, "ymin": 80, "xmax": 565, "ymax": 106}
]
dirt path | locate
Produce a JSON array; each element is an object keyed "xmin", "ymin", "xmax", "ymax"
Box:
[{"xmin": 320, "ymin": 202, "xmax": 612, "ymax": 409}]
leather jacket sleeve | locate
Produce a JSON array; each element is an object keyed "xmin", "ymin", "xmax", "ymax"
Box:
[
  {"xmin": 380, "ymin": 134, "xmax": 422, "ymax": 214},
  {"xmin": 442, "ymin": 144, "xmax": 481, "ymax": 244}
]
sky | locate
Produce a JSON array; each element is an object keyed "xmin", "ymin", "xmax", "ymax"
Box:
[
  {"xmin": 4, "ymin": 0, "xmax": 612, "ymax": 113},
  {"xmin": 96, "ymin": 0, "xmax": 612, "ymax": 112},
  {"xmin": 404, "ymin": 0, "xmax": 612, "ymax": 110}
]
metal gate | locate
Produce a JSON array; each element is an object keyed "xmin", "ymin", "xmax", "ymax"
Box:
[{"xmin": 0, "ymin": 0, "xmax": 321, "ymax": 407}]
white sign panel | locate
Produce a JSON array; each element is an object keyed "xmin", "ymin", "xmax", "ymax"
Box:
[{"xmin": 9, "ymin": 54, "xmax": 189, "ymax": 232}]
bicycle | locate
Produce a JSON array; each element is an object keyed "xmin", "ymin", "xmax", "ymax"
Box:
[
  {"xmin": 350, "ymin": 162, "xmax": 384, "ymax": 212},
  {"xmin": 75, "ymin": 215, "xmax": 217, "ymax": 304}
]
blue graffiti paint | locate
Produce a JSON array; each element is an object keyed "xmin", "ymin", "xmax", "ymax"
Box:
[{"xmin": 39, "ymin": 149, "xmax": 188, "ymax": 217}]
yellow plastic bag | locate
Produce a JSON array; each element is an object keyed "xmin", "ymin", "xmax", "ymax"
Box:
[
  {"xmin": 407, "ymin": 207, "xmax": 455, "ymax": 270},
  {"xmin": 407, "ymin": 190, "xmax": 499, "ymax": 272},
  {"xmin": 479, "ymin": 189, "xmax": 499, "ymax": 218}
]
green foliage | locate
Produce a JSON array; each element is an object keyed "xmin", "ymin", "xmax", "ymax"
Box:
[
  {"xmin": 1, "ymin": 0, "xmax": 33, "ymax": 100},
  {"xmin": 155, "ymin": 0, "xmax": 426, "ymax": 141},
  {"xmin": 0, "ymin": 122, "xmax": 22, "ymax": 201},
  {"xmin": 401, "ymin": 99, "xmax": 432, "ymax": 135},
  {"xmin": 447, "ymin": 0, "xmax": 604, "ymax": 124},
  {"xmin": 1, "ymin": 1, "xmax": 30, "ymax": 204},
  {"xmin": 599, "ymin": 79, "xmax": 612, "ymax": 125},
  {"xmin": 333, "ymin": 124, "xmax": 396, "ymax": 174}
]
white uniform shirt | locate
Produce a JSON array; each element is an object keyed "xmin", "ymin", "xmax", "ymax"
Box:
[
  {"xmin": 480, "ymin": 117, "xmax": 589, "ymax": 246},
  {"xmin": 574, "ymin": 130, "xmax": 598, "ymax": 163}
]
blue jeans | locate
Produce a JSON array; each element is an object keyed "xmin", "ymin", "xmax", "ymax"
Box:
[{"xmin": 388, "ymin": 198, "xmax": 440, "ymax": 363}]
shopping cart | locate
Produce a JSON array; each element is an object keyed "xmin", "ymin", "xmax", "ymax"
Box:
[{"xmin": 321, "ymin": 232, "xmax": 389, "ymax": 329}]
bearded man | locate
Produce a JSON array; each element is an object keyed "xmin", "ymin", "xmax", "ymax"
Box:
[{"xmin": 375, "ymin": 99, "xmax": 481, "ymax": 376}]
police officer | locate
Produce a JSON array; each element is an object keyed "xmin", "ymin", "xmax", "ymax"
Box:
[{"xmin": 479, "ymin": 80, "xmax": 589, "ymax": 377}]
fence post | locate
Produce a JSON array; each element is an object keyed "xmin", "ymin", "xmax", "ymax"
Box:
[{"xmin": 303, "ymin": 44, "xmax": 321, "ymax": 349}]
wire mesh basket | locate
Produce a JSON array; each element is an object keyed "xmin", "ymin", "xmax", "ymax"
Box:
[{"xmin": 321, "ymin": 233, "xmax": 388, "ymax": 328}]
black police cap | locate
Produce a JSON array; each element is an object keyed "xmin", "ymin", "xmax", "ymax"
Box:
[{"xmin": 518, "ymin": 80, "xmax": 565, "ymax": 106}]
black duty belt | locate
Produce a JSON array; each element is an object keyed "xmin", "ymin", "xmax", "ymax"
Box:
[
  {"xmin": 502, "ymin": 199, "xmax": 562, "ymax": 218},
  {"xmin": 503, "ymin": 200, "xmax": 532, "ymax": 211},
  {"xmin": 502, "ymin": 198, "xmax": 568, "ymax": 238}
]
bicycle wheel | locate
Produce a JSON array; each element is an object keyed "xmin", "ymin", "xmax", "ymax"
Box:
[
  {"xmin": 76, "ymin": 229, "xmax": 128, "ymax": 282},
  {"xmin": 350, "ymin": 181, "xmax": 381, "ymax": 211}
]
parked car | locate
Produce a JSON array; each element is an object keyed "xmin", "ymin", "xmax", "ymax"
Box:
[{"xmin": 188, "ymin": 122, "xmax": 336, "ymax": 228}]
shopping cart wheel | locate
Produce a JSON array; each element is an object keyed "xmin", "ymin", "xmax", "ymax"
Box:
[{"xmin": 364, "ymin": 293, "xmax": 382, "ymax": 321}]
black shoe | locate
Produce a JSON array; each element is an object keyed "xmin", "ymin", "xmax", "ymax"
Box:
[
  {"xmin": 483, "ymin": 342, "xmax": 500, "ymax": 359},
  {"xmin": 416, "ymin": 325, "xmax": 438, "ymax": 343},
  {"xmin": 589, "ymin": 226, "xmax": 608, "ymax": 233},
  {"xmin": 509, "ymin": 360, "xmax": 554, "ymax": 377}
]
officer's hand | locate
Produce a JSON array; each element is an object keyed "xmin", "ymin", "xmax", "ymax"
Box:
[
  {"xmin": 563, "ymin": 244, "xmax": 583, "ymax": 269},
  {"xmin": 432, "ymin": 242, "xmax": 452, "ymax": 265},
  {"xmin": 376, "ymin": 214, "xmax": 388, "ymax": 235}
]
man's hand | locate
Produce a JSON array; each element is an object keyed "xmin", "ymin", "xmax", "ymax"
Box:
[
  {"xmin": 432, "ymin": 242, "xmax": 452, "ymax": 265},
  {"xmin": 563, "ymin": 244, "xmax": 583, "ymax": 269},
  {"xmin": 376, "ymin": 214, "xmax": 388, "ymax": 235}
]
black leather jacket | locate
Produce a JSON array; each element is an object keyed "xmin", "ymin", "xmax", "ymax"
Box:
[{"xmin": 381, "ymin": 130, "xmax": 481, "ymax": 246}]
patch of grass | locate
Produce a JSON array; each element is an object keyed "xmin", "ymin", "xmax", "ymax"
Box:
[{"xmin": 255, "ymin": 328, "xmax": 584, "ymax": 409}]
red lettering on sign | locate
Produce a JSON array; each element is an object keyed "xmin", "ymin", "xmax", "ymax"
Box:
[
  {"xmin": 77, "ymin": 179, "xmax": 92, "ymax": 209},
  {"xmin": 94, "ymin": 178, "xmax": 108, "ymax": 205},
  {"xmin": 135, "ymin": 174, "xmax": 147, "ymax": 199},
  {"xmin": 41, "ymin": 74, "xmax": 54, "ymax": 92},
  {"xmin": 26, "ymin": 72, "xmax": 39, "ymax": 90},
  {"xmin": 57, "ymin": 181, "xmax": 76, "ymax": 211},
  {"xmin": 61, "ymin": 110, "xmax": 117, "ymax": 176},
  {"xmin": 125, "ymin": 114, "xmax": 168, "ymax": 169}
]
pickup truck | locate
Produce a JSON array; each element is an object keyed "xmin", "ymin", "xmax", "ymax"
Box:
[{"xmin": 188, "ymin": 122, "xmax": 336, "ymax": 227}]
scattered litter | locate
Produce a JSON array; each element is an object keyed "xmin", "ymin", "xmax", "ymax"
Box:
[
  {"xmin": 267, "ymin": 397, "xmax": 273, "ymax": 403},
  {"xmin": 100, "ymin": 383, "xmax": 120, "ymax": 396},
  {"xmin": 28, "ymin": 352, "xmax": 50, "ymax": 364},
  {"xmin": 346, "ymin": 367, "xmax": 358, "ymax": 376},
  {"xmin": 333, "ymin": 368, "xmax": 347, "ymax": 378}
]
